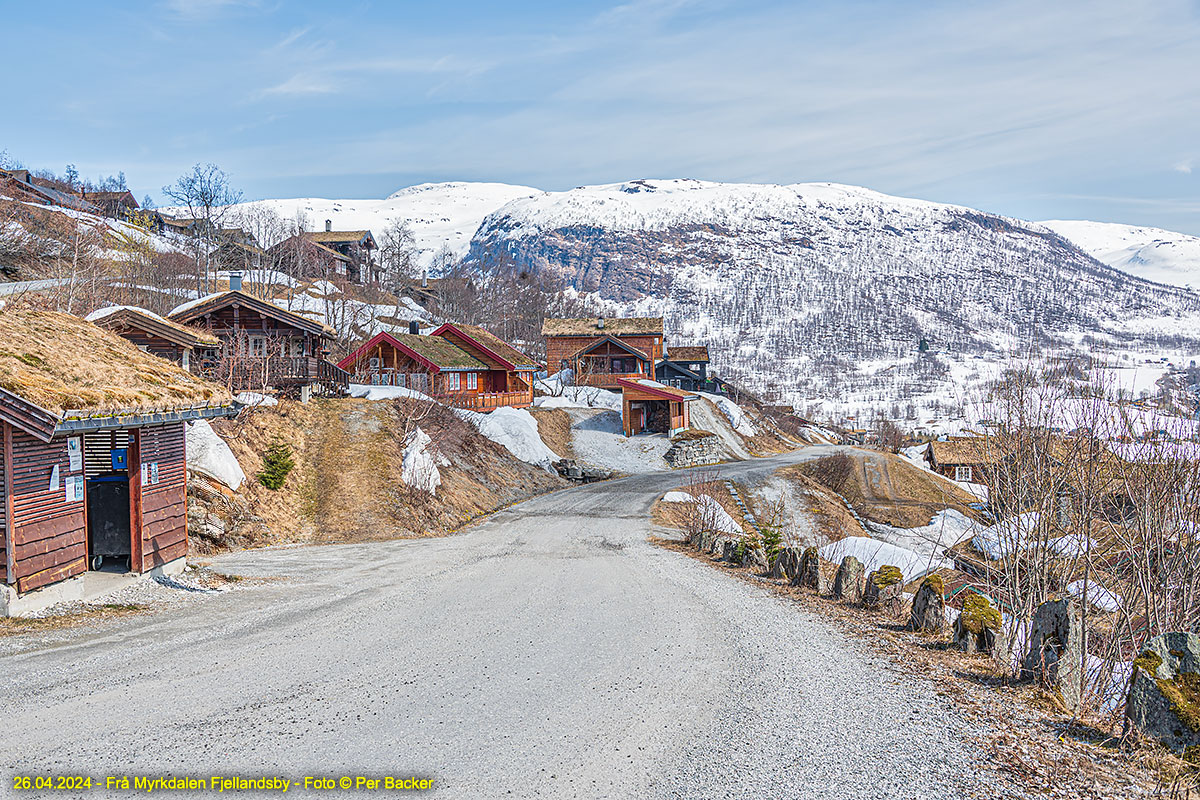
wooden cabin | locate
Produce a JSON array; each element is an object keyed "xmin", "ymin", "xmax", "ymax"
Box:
[
  {"xmin": 269, "ymin": 235, "xmax": 354, "ymax": 281},
  {"xmin": 543, "ymin": 317, "xmax": 663, "ymax": 389},
  {"xmin": 167, "ymin": 277, "xmax": 349, "ymax": 398},
  {"xmin": 79, "ymin": 189, "xmax": 139, "ymax": 220},
  {"xmin": 618, "ymin": 377, "xmax": 697, "ymax": 437},
  {"xmin": 656, "ymin": 345, "xmax": 716, "ymax": 392},
  {"xmin": 273, "ymin": 221, "xmax": 377, "ymax": 284},
  {"xmin": 925, "ymin": 437, "xmax": 1001, "ymax": 483},
  {"xmin": 338, "ymin": 323, "xmax": 539, "ymax": 410},
  {"xmin": 86, "ymin": 306, "xmax": 221, "ymax": 374},
  {"xmin": 0, "ymin": 311, "xmax": 236, "ymax": 615}
]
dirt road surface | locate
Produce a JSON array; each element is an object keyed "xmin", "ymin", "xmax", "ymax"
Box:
[{"xmin": 0, "ymin": 452, "xmax": 1007, "ymax": 799}]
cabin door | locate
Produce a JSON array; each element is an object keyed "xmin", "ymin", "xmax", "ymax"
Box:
[{"xmin": 83, "ymin": 430, "xmax": 134, "ymax": 572}]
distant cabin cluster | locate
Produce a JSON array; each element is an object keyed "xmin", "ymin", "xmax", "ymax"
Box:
[{"xmin": 0, "ymin": 295, "xmax": 727, "ymax": 613}]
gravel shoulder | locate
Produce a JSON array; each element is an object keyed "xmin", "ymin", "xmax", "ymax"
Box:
[{"xmin": 0, "ymin": 451, "xmax": 1010, "ymax": 799}]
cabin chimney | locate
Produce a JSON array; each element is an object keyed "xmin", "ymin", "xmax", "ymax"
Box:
[
  {"xmin": 409, "ymin": 320, "xmax": 420, "ymax": 335},
  {"xmin": 325, "ymin": 219, "xmax": 332, "ymax": 232},
  {"xmin": 597, "ymin": 316, "xmax": 605, "ymax": 330},
  {"xmin": 422, "ymin": 269, "xmax": 428, "ymax": 289},
  {"xmin": 229, "ymin": 271, "xmax": 243, "ymax": 291}
]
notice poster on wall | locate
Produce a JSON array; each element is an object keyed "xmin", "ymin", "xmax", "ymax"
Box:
[
  {"xmin": 149, "ymin": 462, "xmax": 159, "ymax": 485},
  {"xmin": 141, "ymin": 463, "xmax": 148, "ymax": 485},
  {"xmin": 48, "ymin": 464, "xmax": 60, "ymax": 492},
  {"xmin": 65, "ymin": 475, "xmax": 82, "ymax": 503},
  {"xmin": 67, "ymin": 437, "xmax": 82, "ymax": 472}
]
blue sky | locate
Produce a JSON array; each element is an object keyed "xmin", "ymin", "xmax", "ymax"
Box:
[{"xmin": 3, "ymin": 0, "xmax": 1199, "ymax": 233}]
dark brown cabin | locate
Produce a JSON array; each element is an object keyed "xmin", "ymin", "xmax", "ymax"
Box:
[
  {"xmin": 87, "ymin": 306, "xmax": 221, "ymax": 374},
  {"xmin": 543, "ymin": 317, "xmax": 664, "ymax": 389},
  {"xmin": 338, "ymin": 322, "xmax": 539, "ymax": 410},
  {"xmin": 168, "ymin": 280, "xmax": 349, "ymax": 398},
  {"xmin": 0, "ymin": 311, "xmax": 236, "ymax": 615}
]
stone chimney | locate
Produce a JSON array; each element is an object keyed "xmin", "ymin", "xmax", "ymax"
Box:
[
  {"xmin": 229, "ymin": 272, "xmax": 243, "ymax": 291},
  {"xmin": 325, "ymin": 219, "xmax": 332, "ymax": 232},
  {"xmin": 597, "ymin": 316, "xmax": 605, "ymax": 330},
  {"xmin": 409, "ymin": 320, "xmax": 420, "ymax": 335}
]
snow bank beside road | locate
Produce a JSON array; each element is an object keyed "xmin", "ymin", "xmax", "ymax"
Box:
[
  {"xmin": 699, "ymin": 393, "xmax": 756, "ymax": 437},
  {"xmin": 458, "ymin": 407, "xmax": 559, "ymax": 469},
  {"xmin": 185, "ymin": 420, "xmax": 246, "ymax": 491},
  {"xmin": 401, "ymin": 427, "xmax": 441, "ymax": 494}
]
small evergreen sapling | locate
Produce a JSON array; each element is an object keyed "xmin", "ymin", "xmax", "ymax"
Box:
[{"xmin": 257, "ymin": 438, "xmax": 295, "ymax": 490}]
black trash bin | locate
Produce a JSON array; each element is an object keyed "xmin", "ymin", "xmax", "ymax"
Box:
[{"xmin": 86, "ymin": 475, "xmax": 131, "ymax": 571}]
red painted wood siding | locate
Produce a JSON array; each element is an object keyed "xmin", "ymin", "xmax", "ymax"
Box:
[
  {"xmin": 8, "ymin": 429, "xmax": 87, "ymax": 594},
  {"xmin": 136, "ymin": 423, "xmax": 188, "ymax": 572}
]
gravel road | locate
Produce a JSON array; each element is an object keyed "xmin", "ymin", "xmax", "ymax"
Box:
[{"xmin": 0, "ymin": 451, "xmax": 1007, "ymax": 799}]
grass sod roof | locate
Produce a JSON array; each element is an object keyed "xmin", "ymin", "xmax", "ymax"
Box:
[
  {"xmin": 346, "ymin": 332, "xmax": 489, "ymax": 371},
  {"xmin": 87, "ymin": 305, "xmax": 221, "ymax": 347},
  {"xmin": 667, "ymin": 346, "xmax": 709, "ymax": 362},
  {"xmin": 446, "ymin": 323, "xmax": 540, "ymax": 369},
  {"xmin": 928, "ymin": 437, "xmax": 1004, "ymax": 466},
  {"xmin": 0, "ymin": 310, "xmax": 232, "ymax": 417},
  {"xmin": 542, "ymin": 317, "xmax": 664, "ymax": 337},
  {"xmin": 306, "ymin": 230, "xmax": 374, "ymax": 245}
]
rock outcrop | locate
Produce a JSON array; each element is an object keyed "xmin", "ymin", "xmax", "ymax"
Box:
[
  {"xmin": 863, "ymin": 565, "xmax": 904, "ymax": 608},
  {"xmin": 1021, "ymin": 598, "xmax": 1084, "ymax": 712},
  {"xmin": 1125, "ymin": 632, "xmax": 1200, "ymax": 755},
  {"xmin": 909, "ymin": 575, "xmax": 946, "ymax": 633},
  {"xmin": 834, "ymin": 556, "xmax": 865, "ymax": 603},
  {"xmin": 953, "ymin": 594, "xmax": 1005, "ymax": 656}
]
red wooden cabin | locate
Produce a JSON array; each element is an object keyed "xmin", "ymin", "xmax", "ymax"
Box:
[
  {"xmin": 543, "ymin": 317, "xmax": 663, "ymax": 389},
  {"xmin": 338, "ymin": 323, "xmax": 539, "ymax": 411},
  {"xmin": 618, "ymin": 377, "xmax": 698, "ymax": 437},
  {"xmin": 0, "ymin": 311, "xmax": 236, "ymax": 615}
]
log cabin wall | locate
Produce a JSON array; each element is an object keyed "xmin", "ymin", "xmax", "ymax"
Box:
[
  {"xmin": 103, "ymin": 325, "xmax": 188, "ymax": 365},
  {"xmin": 136, "ymin": 423, "xmax": 188, "ymax": 572},
  {"xmin": 546, "ymin": 334, "xmax": 662, "ymax": 375},
  {"xmin": 198, "ymin": 306, "xmax": 318, "ymax": 356},
  {"xmin": 7, "ymin": 428, "xmax": 87, "ymax": 594},
  {"xmin": 1, "ymin": 423, "xmax": 9, "ymax": 584}
]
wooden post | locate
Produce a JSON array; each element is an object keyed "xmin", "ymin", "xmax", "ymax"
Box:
[{"xmin": 128, "ymin": 429, "xmax": 144, "ymax": 574}]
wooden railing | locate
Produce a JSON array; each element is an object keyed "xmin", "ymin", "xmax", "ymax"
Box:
[
  {"xmin": 208, "ymin": 356, "xmax": 349, "ymax": 395},
  {"xmin": 441, "ymin": 390, "xmax": 532, "ymax": 411},
  {"xmin": 576, "ymin": 372, "xmax": 648, "ymax": 388}
]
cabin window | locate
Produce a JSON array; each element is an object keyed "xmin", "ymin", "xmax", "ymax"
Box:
[
  {"xmin": 248, "ymin": 336, "xmax": 266, "ymax": 357},
  {"xmin": 689, "ymin": 363, "xmax": 701, "ymax": 371},
  {"xmin": 289, "ymin": 339, "xmax": 304, "ymax": 357},
  {"xmin": 955, "ymin": 466, "xmax": 973, "ymax": 482},
  {"xmin": 445, "ymin": 373, "xmax": 461, "ymax": 391},
  {"xmin": 182, "ymin": 350, "xmax": 190, "ymax": 370},
  {"xmin": 466, "ymin": 373, "xmax": 478, "ymax": 390}
]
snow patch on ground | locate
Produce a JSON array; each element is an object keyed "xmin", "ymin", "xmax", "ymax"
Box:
[
  {"xmin": 1067, "ymin": 580, "xmax": 1123, "ymax": 612},
  {"xmin": 699, "ymin": 392, "xmax": 756, "ymax": 437},
  {"xmin": 185, "ymin": 420, "xmax": 246, "ymax": 491},
  {"xmin": 347, "ymin": 383, "xmax": 433, "ymax": 402},
  {"xmin": 458, "ymin": 407, "xmax": 558, "ymax": 469},
  {"xmin": 662, "ymin": 491, "xmax": 693, "ymax": 503},
  {"xmin": 235, "ymin": 392, "xmax": 277, "ymax": 407},
  {"xmin": 696, "ymin": 495, "xmax": 745, "ymax": 535},
  {"xmin": 865, "ymin": 510, "xmax": 976, "ymax": 568},
  {"xmin": 819, "ymin": 536, "xmax": 949, "ymax": 583},
  {"xmin": 401, "ymin": 427, "xmax": 441, "ymax": 494},
  {"xmin": 565, "ymin": 408, "xmax": 671, "ymax": 473}
]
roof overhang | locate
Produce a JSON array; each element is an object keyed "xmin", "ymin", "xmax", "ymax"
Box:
[
  {"xmin": 617, "ymin": 378, "xmax": 699, "ymax": 402},
  {"xmin": 572, "ymin": 335, "xmax": 650, "ymax": 361}
]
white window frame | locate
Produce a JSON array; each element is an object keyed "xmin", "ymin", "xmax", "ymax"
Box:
[
  {"xmin": 954, "ymin": 465, "xmax": 973, "ymax": 482},
  {"xmin": 466, "ymin": 372, "xmax": 478, "ymax": 390},
  {"xmin": 248, "ymin": 336, "xmax": 266, "ymax": 358},
  {"xmin": 289, "ymin": 339, "xmax": 304, "ymax": 357},
  {"xmin": 181, "ymin": 350, "xmax": 191, "ymax": 370},
  {"xmin": 445, "ymin": 372, "xmax": 461, "ymax": 391}
]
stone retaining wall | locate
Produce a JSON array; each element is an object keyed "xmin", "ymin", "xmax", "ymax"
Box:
[{"xmin": 665, "ymin": 434, "xmax": 721, "ymax": 468}]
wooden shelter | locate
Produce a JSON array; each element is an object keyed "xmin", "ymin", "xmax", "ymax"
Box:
[
  {"xmin": 543, "ymin": 317, "xmax": 663, "ymax": 388},
  {"xmin": 168, "ymin": 283, "xmax": 348, "ymax": 397},
  {"xmin": 925, "ymin": 437, "xmax": 1002, "ymax": 483},
  {"xmin": 0, "ymin": 311, "xmax": 236, "ymax": 611},
  {"xmin": 86, "ymin": 306, "xmax": 221, "ymax": 374},
  {"xmin": 338, "ymin": 323, "xmax": 539, "ymax": 410},
  {"xmin": 618, "ymin": 377, "xmax": 697, "ymax": 437}
]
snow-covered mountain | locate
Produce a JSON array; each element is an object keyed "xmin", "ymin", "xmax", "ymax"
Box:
[
  {"xmin": 231, "ymin": 181, "xmax": 540, "ymax": 269},
  {"xmin": 462, "ymin": 179, "xmax": 1200, "ymax": 414},
  {"xmin": 1041, "ymin": 219, "xmax": 1200, "ymax": 289}
]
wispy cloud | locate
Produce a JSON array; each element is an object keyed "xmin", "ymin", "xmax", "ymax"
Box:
[
  {"xmin": 1175, "ymin": 159, "xmax": 1195, "ymax": 174},
  {"xmin": 161, "ymin": 0, "xmax": 263, "ymax": 19},
  {"xmin": 258, "ymin": 73, "xmax": 337, "ymax": 97}
]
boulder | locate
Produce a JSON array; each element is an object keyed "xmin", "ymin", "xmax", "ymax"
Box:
[
  {"xmin": 1020, "ymin": 598, "xmax": 1084, "ymax": 713},
  {"xmin": 909, "ymin": 575, "xmax": 947, "ymax": 632},
  {"xmin": 863, "ymin": 565, "xmax": 904, "ymax": 608},
  {"xmin": 1126, "ymin": 633, "xmax": 1200, "ymax": 755},
  {"xmin": 953, "ymin": 593, "xmax": 1005, "ymax": 656},
  {"xmin": 833, "ymin": 556, "xmax": 865, "ymax": 604},
  {"xmin": 770, "ymin": 547, "xmax": 799, "ymax": 580},
  {"xmin": 793, "ymin": 546, "xmax": 830, "ymax": 594}
]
